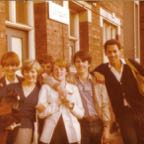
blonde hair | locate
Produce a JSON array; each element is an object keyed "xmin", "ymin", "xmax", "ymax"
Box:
[
  {"xmin": 54, "ymin": 59, "xmax": 68, "ymax": 70},
  {"xmin": 22, "ymin": 59, "xmax": 42, "ymax": 75}
]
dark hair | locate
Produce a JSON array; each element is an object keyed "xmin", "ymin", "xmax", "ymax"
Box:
[
  {"xmin": 1, "ymin": 51, "xmax": 20, "ymax": 67},
  {"xmin": 38, "ymin": 54, "xmax": 54, "ymax": 65},
  {"xmin": 73, "ymin": 51, "xmax": 92, "ymax": 64},
  {"xmin": 104, "ymin": 39, "xmax": 121, "ymax": 50}
]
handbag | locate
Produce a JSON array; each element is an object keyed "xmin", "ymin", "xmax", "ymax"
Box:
[{"xmin": 125, "ymin": 59, "xmax": 144, "ymax": 96}]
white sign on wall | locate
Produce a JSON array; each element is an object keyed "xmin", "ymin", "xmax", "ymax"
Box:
[{"xmin": 48, "ymin": 1, "xmax": 69, "ymax": 25}]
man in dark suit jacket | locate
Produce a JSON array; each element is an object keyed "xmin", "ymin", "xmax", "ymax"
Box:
[{"xmin": 94, "ymin": 39, "xmax": 144, "ymax": 144}]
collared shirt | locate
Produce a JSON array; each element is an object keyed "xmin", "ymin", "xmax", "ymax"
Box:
[
  {"xmin": 108, "ymin": 60, "xmax": 124, "ymax": 82},
  {"xmin": 76, "ymin": 75, "xmax": 97, "ymax": 117},
  {"xmin": 5, "ymin": 76, "xmax": 19, "ymax": 85}
]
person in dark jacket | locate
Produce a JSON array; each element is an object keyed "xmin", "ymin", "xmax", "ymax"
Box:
[
  {"xmin": 0, "ymin": 51, "xmax": 22, "ymax": 144},
  {"xmin": 0, "ymin": 59, "xmax": 41, "ymax": 144},
  {"xmin": 93, "ymin": 39, "xmax": 144, "ymax": 144},
  {"xmin": 0, "ymin": 51, "xmax": 22, "ymax": 89}
]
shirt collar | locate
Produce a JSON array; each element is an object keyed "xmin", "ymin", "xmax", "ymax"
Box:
[
  {"xmin": 75, "ymin": 73, "xmax": 93, "ymax": 83},
  {"xmin": 5, "ymin": 76, "xmax": 19, "ymax": 85},
  {"xmin": 108, "ymin": 58, "xmax": 125, "ymax": 69}
]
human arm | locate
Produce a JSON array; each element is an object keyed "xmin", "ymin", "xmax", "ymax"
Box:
[
  {"xmin": 93, "ymin": 71, "xmax": 105, "ymax": 83},
  {"xmin": 36, "ymin": 85, "xmax": 59, "ymax": 119},
  {"xmin": 42, "ymin": 74, "xmax": 68, "ymax": 99},
  {"xmin": 61, "ymin": 85, "xmax": 85, "ymax": 119},
  {"xmin": 94, "ymin": 83, "xmax": 111, "ymax": 143},
  {"xmin": 101, "ymin": 84, "xmax": 111, "ymax": 144},
  {"xmin": 128, "ymin": 59, "xmax": 144, "ymax": 75}
]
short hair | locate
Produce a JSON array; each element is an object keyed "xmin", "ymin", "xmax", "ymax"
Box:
[
  {"xmin": 73, "ymin": 51, "xmax": 92, "ymax": 64},
  {"xmin": 1, "ymin": 51, "xmax": 20, "ymax": 67},
  {"xmin": 22, "ymin": 59, "xmax": 42, "ymax": 75},
  {"xmin": 104, "ymin": 39, "xmax": 121, "ymax": 50},
  {"xmin": 38, "ymin": 54, "xmax": 54, "ymax": 65},
  {"xmin": 54, "ymin": 59, "xmax": 67, "ymax": 69}
]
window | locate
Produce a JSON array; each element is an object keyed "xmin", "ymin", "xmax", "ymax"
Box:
[
  {"xmin": 5, "ymin": 1, "xmax": 35, "ymax": 60},
  {"xmin": 68, "ymin": 7, "xmax": 80, "ymax": 63},
  {"xmin": 100, "ymin": 8, "xmax": 121, "ymax": 62},
  {"xmin": 16, "ymin": 0, "xmax": 28, "ymax": 24},
  {"xmin": 103, "ymin": 21, "xmax": 118, "ymax": 62},
  {"xmin": 134, "ymin": 2, "xmax": 140, "ymax": 60},
  {"xmin": 103, "ymin": 20, "xmax": 118, "ymax": 43},
  {"xmin": 6, "ymin": 0, "xmax": 28, "ymax": 25},
  {"xmin": 6, "ymin": 1, "xmax": 9, "ymax": 20}
]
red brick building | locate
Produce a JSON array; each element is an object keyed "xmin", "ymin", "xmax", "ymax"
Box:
[
  {"xmin": 0, "ymin": 0, "xmax": 141, "ymax": 69},
  {"xmin": 34, "ymin": 0, "xmax": 123, "ymax": 68},
  {"xmin": 140, "ymin": 1, "xmax": 144, "ymax": 65}
]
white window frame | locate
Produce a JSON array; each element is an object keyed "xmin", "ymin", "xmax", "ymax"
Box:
[
  {"xmin": 100, "ymin": 8, "xmax": 121, "ymax": 62},
  {"xmin": 5, "ymin": 1, "xmax": 35, "ymax": 59},
  {"xmin": 134, "ymin": 1, "xmax": 140, "ymax": 62}
]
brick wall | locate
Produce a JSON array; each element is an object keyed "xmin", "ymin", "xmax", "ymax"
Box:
[
  {"xmin": 35, "ymin": 1, "xmax": 125, "ymax": 68},
  {"xmin": 80, "ymin": 21, "xmax": 89, "ymax": 52},
  {"xmin": 0, "ymin": 1, "xmax": 6, "ymax": 59},
  {"xmin": 34, "ymin": 2, "xmax": 69, "ymax": 61},
  {"xmin": 87, "ymin": 2, "xmax": 124, "ymax": 69},
  {"xmin": 34, "ymin": 2, "xmax": 47, "ymax": 59},
  {"xmin": 89, "ymin": 4, "xmax": 103, "ymax": 69},
  {"xmin": 140, "ymin": 2, "xmax": 144, "ymax": 65}
]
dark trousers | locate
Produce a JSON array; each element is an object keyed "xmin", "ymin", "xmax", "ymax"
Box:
[
  {"xmin": 48, "ymin": 116, "xmax": 79, "ymax": 144},
  {"xmin": 6, "ymin": 128, "xmax": 18, "ymax": 144},
  {"xmin": 80, "ymin": 118, "xmax": 103, "ymax": 144},
  {"xmin": 0, "ymin": 130, "xmax": 8, "ymax": 144},
  {"xmin": 118, "ymin": 109, "xmax": 144, "ymax": 144}
]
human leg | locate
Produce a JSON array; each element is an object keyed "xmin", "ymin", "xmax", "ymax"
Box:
[
  {"xmin": 118, "ymin": 117, "xmax": 137, "ymax": 144},
  {"xmin": 14, "ymin": 128, "xmax": 33, "ymax": 144}
]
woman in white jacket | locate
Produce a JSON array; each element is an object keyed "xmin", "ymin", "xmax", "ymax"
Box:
[{"xmin": 37, "ymin": 59, "xmax": 85, "ymax": 144}]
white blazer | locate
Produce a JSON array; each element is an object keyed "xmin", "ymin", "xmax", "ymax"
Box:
[{"xmin": 38, "ymin": 82, "xmax": 85, "ymax": 144}]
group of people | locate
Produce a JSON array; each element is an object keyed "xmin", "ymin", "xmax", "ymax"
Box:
[{"xmin": 0, "ymin": 39, "xmax": 144, "ymax": 144}]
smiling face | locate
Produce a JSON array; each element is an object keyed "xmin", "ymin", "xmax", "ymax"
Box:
[
  {"xmin": 105, "ymin": 44, "xmax": 121, "ymax": 65},
  {"xmin": 53, "ymin": 65, "xmax": 67, "ymax": 82},
  {"xmin": 22, "ymin": 60, "xmax": 41, "ymax": 85},
  {"xmin": 3, "ymin": 64, "xmax": 19, "ymax": 78},
  {"xmin": 23, "ymin": 68, "xmax": 38, "ymax": 84},
  {"xmin": 1, "ymin": 52, "xmax": 20, "ymax": 78}
]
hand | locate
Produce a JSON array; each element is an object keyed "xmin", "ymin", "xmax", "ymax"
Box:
[
  {"xmin": 60, "ymin": 96, "xmax": 70, "ymax": 106},
  {"xmin": 36, "ymin": 104, "xmax": 46, "ymax": 112},
  {"xmin": 93, "ymin": 72, "xmax": 105, "ymax": 83},
  {"xmin": 60, "ymin": 97, "xmax": 74, "ymax": 110},
  {"xmin": 6, "ymin": 122, "xmax": 21, "ymax": 131},
  {"xmin": 57, "ymin": 86, "xmax": 67, "ymax": 99},
  {"xmin": 101, "ymin": 128, "xmax": 110, "ymax": 144}
]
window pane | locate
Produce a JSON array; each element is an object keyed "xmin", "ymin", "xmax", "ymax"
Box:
[
  {"xmin": 16, "ymin": 0, "xmax": 28, "ymax": 24},
  {"xmin": 103, "ymin": 21, "xmax": 118, "ymax": 62},
  {"xmin": 11, "ymin": 37, "xmax": 22, "ymax": 76},
  {"xmin": 5, "ymin": 1, "xmax": 9, "ymax": 20},
  {"xmin": 70, "ymin": 12, "xmax": 75, "ymax": 37},
  {"xmin": 11, "ymin": 37, "xmax": 22, "ymax": 62}
]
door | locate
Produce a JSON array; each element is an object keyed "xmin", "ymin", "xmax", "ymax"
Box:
[{"xmin": 6, "ymin": 27, "xmax": 28, "ymax": 62}]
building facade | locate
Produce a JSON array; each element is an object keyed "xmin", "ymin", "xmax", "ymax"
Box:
[
  {"xmin": 140, "ymin": 1, "xmax": 144, "ymax": 65},
  {"xmin": 0, "ymin": 0, "xmax": 142, "ymax": 69}
]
